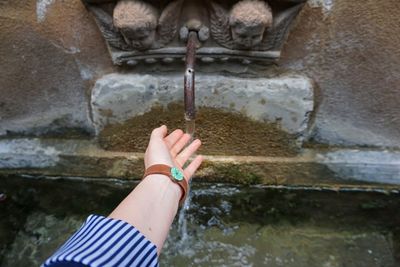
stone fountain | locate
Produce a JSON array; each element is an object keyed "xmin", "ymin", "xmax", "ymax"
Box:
[
  {"xmin": 1, "ymin": 2, "xmax": 400, "ymax": 265},
  {"xmin": 0, "ymin": 0, "xmax": 399, "ymax": 188},
  {"xmin": 84, "ymin": 0, "xmax": 314, "ymax": 140}
]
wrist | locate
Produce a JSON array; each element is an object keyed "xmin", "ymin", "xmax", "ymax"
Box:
[
  {"xmin": 144, "ymin": 174, "xmax": 182, "ymax": 201},
  {"xmin": 142, "ymin": 164, "xmax": 189, "ymax": 205}
]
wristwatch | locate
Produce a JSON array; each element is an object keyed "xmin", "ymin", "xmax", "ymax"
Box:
[{"xmin": 143, "ymin": 164, "xmax": 188, "ymax": 205}]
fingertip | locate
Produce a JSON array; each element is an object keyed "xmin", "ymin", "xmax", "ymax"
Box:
[
  {"xmin": 161, "ymin": 126, "xmax": 168, "ymax": 137},
  {"xmin": 179, "ymin": 133, "xmax": 190, "ymax": 142},
  {"xmin": 151, "ymin": 125, "xmax": 168, "ymax": 138},
  {"xmin": 184, "ymin": 154, "xmax": 204, "ymax": 178}
]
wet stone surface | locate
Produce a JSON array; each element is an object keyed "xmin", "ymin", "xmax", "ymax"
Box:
[
  {"xmin": 99, "ymin": 103, "xmax": 299, "ymax": 157},
  {"xmin": 0, "ymin": 175, "xmax": 399, "ymax": 266}
]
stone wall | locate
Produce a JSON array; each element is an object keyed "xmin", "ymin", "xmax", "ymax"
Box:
[
  {"xmin": 0, "ymin": 0, "xmax": 399, "ymax": 148},
  {"xmin": 0, "ymin": 0, "xmax": 114, "ymax": 136},
  {"xmin": 281, "ymin": 0, "xmax": 400, "ymax": 147}
]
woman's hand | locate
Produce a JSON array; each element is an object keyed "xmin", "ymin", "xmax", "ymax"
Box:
[
  {"xmin": 109, "ymin": 125, "xmax": 203, "ymax": 253},
  {"xmin": 144, "ymin": 125, "xmax": 203, "ymax": 181}
]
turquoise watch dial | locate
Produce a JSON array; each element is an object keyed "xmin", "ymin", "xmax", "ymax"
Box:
[{"xmin": 171, "ymin": 167, "xmax": 184, "ymax": 181}]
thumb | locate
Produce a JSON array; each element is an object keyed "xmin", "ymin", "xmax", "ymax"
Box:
[{"xmin": 150, "ymin": 125, "xmax": 168, "ymax": 140}]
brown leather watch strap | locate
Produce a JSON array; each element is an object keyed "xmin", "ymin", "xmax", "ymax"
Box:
[{"xmin": 143, "ymin": 164, "xmax": 188, "ymax": 206}]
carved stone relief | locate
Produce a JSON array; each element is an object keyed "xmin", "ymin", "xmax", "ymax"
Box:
[{"xmin": 82, "ymin": 0, "xmax": 306, "ymax": 66}]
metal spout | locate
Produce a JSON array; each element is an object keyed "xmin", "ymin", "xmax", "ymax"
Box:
[{"xmin": 184, "ymin": 31, "xmax": 198, "ymax": 121}]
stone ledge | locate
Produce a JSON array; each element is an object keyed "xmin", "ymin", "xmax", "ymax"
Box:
[{"xmin": 0, "ymin": 138, "xmax": 399, "ymax": 190}]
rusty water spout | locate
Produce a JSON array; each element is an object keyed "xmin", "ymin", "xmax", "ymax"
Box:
[{"xmin": 184, "ymin": 31, "xmax": 198, "ymax": 121}]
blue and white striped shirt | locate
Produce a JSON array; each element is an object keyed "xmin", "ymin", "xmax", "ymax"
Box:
[{"xmin": 42, "ymin": 215, "xmax": 159, "ymax": 267}]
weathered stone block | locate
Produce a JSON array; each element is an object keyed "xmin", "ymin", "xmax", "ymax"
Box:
[
  {"xmin": 0, "ymin": 139, "xmax": 60, "ymax": 168},
  {"xmin": 91, "ymin": 73, "xmax": 314, "ymax": 135},
  {"xmin": 317, "ymin": 150, "xmax": 400, "ymax": 185}
]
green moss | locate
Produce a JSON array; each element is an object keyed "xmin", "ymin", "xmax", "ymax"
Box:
[
  {"xmin": 199, "ymin": 162, "xmax": 262, "ymax": 185},
  {"xmin": 98, "ymin": 103, "xmax": 299, "ymax": 157}
]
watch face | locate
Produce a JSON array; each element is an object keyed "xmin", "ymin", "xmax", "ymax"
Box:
[{"xmin": 171, "ymin": 167, "xmax": 184, "ymax": 181}]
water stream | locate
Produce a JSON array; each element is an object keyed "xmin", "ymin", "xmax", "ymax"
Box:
[{"xmin": 177, "ymin": 118, "xmax": 196, "ymax": 245}]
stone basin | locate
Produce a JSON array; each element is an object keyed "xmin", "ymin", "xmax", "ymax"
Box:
[{"xmin": 0, "ymin": 175, "xmax": 399, "ymax": 266}]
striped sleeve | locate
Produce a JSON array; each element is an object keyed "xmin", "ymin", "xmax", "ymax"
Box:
[{"xmin": 41, "ymin": 215, "xmax": 159, "ymax": 267}]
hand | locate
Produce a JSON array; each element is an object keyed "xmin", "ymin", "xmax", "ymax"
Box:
[{"xmin": 144, "ymin": 125, "xmax": 203, "ymax": 181}]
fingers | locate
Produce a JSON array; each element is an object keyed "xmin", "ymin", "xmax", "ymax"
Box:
[
  {"xmin": 164, "ymin": 129, "xmax": 184, "ymax": 149},
  {"xmin": 150, "ymin": 125, "xmax": 168, "ymax": 140},
  {"xmin": 176, "ymin": 139, "xmax": 201, "ymax": 166},
  {"xmin": 170, "ymin": 133, "xmax": 192, "ymax": 156},
  {"xmin": 184, "ymin": 155, "xmax": 203, "ymax": 179}
]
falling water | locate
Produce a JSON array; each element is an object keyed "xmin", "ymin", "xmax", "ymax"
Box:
[
  {"xmin": 184, "ymin": 118, "xmax": 196, "ymax": 138},
  {"xmin": 177, "ymin": 118, "xmax": 196, "ymax": 244}
]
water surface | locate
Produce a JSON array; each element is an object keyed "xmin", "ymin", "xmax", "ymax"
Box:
[{"xmin": 0, "ymin": 175, "xmax": 399, "ymax": 266}]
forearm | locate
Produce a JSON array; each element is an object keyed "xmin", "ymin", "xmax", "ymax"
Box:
[
  {"xmin": 43, "ymin": 126, "xmax": 201, "ymax": 267},
  {"xmin": 108, "ymin": 174, "xmax": 182, "ymax": 254}
]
